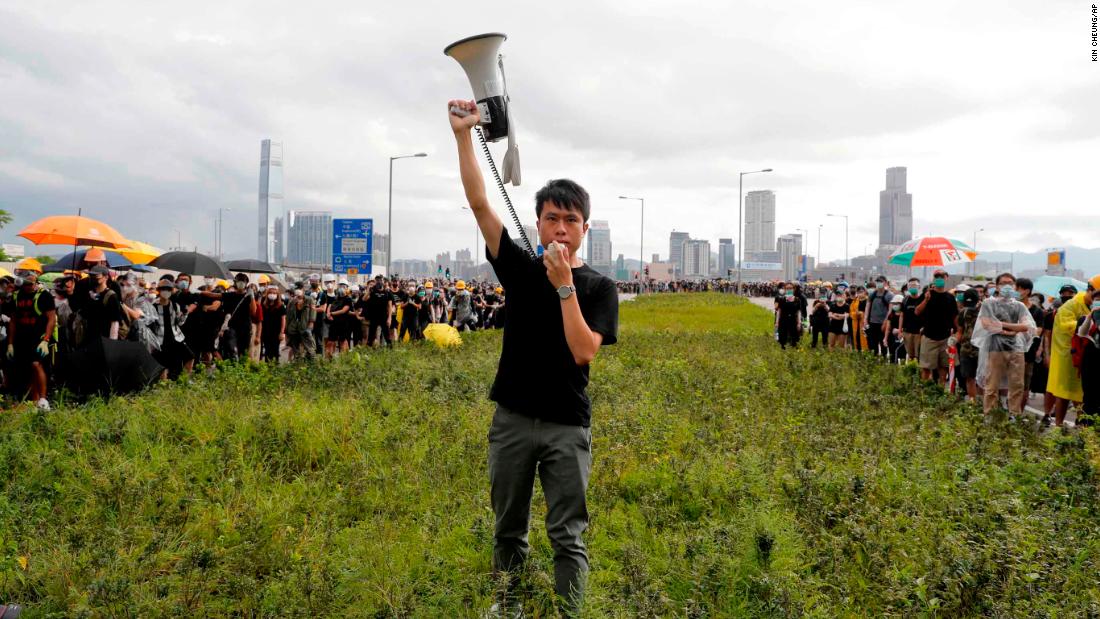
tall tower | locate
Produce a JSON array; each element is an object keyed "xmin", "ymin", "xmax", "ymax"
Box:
[
  {"xmin": 258, "ymin": 139, "xmax": 284, "ymax": 261},
  {"xmin": 878, "ymin": 167, "xmax": 912, "ymax": 247},
  {"xmin": 744, "ymin": 190, "xmax": 776, "ymax": 259},
  {"xmin": 586, "ymin": 220, "xmax": 613, "ymax": 277},
  {"xmin": 669, "ymin": 231, "xmax": 690, "ymax": 277}
]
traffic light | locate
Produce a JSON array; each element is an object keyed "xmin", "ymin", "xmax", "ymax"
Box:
[{"xmin": 644, "ymin": 265, "xmax": 649, "ymax": 277}]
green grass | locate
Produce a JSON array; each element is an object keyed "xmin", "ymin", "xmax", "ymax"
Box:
[{"xmin": 0, "ymin": 293, "xmax": 1098, "ymax": 617}]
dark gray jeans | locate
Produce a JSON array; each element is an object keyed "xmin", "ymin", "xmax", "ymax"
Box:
[{"xmin": 488, "ymin": 404, "xmax": 592, "ymax": 614}]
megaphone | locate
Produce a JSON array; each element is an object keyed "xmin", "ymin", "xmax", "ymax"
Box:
[{"xmin": 445, "ymin": 33, "xmax": 520, "ymax": 186}]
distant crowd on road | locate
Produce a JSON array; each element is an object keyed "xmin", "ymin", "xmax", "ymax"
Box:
[
  {"xmin": 769, "ymin": 272, "xmax": 1100, "ymax": 428},
  {"xmin": 1, "ymin": 261, "xmax": 506, "ymax": 410}
]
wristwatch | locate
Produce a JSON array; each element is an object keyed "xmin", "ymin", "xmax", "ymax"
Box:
[{"xmin": 557, "ymin": 284, "xmax": 576, "ymax": 300}]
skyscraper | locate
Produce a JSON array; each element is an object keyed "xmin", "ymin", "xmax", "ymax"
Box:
[
  {"xmin": 744, "ymin": 190, "xmax": 776, "ymax": 259},
  {"xmin": 718, "ymin": 238, "xmax": 736, "ymax": 276},
  {"xmin": 285, "ymin": 210, "xmax": 331, "ymax": 267},
  {"xmin": 373, "ymin": 233, "xmax": 389, "ymax": 272},
  {"xmin": 586, "ymin": 220, "xmax": 613, "ymax": 277},
  {"xmin": 878, "ymin": 167, "xmax": 913, "ymax": 247},
  {"xmin": 777, "ymin": 233, "xmax": 803, "ymax": 281},
  {"xmin": 258, "ymin": 139, "xmax": 284, "ymax": 261},
  {"xmin": 669, "ymin": 231, "xmax": 690, "ymax": 277},
  {"xmin": 273, "ymin": 216, "xmax": 284, "ymax": 264},
  {"xmin": 682, "ymin": 239, "xmax": 711, "ymax": 278}
]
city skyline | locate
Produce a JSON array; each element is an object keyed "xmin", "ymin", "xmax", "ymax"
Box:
[{"xmin": 1, "ymin": 2, "xmax": 1095, "ymax": 267}]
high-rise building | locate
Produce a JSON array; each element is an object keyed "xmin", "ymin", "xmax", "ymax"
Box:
[
  {"xmin": 615, "ymin": 254, "xmax": 627, "ymax": 281},
  {"xmin": 878, "ymin": 167, "xmax": 913, "ymax": 247},
  {"xmin": 718, "ymin": 238, "xmax": 736, "ymax": 276},
  {"xmin": 669, "ymin": 231, "xmax": 690, "ymax": 277},
  {"xmin": 744, "ymin": 190, "xmax": 776, "ymax": 259},
  {"xmin": 586, "ymin": 220, "xmax": 613, "ymax": 277},
  {"xmin": 777, "ymin": 233, "xmax": 804, "ymax": 281},
  {"xmin": 682, "ymin": 239, "xmax": 711, "ymax": 278},
  {"xmin": 285, "ymin": 210, "xmax": 331, "ymax": 267},
  {"xmin": 523, "ymin": 225, "xmax": 539, "ymax": 251},
  {"xmin": 373, "ymin": 233, "xmax": 389, "ymax": 274},
  {"xmin": 258, "ymin": 139, "xmax": 284, "ymax": 261},
  {"xmin": 273, "ymin": 216, "xmax": 284, "ymax": 264}
]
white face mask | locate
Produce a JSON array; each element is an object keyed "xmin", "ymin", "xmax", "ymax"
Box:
[
  {"xmin": 267, "ymin": 293, "xmax": 277, "ymax": 300},
  {"xmin": 159, "ymin": 290, "xmax": 172, "ymax": 300}
]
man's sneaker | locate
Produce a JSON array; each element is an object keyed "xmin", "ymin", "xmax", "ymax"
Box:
[{"xmin": 35, "ymin": 398, "xmax": 50, "ymax": 411}]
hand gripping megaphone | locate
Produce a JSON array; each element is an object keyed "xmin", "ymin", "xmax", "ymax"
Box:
[{"xmin": 445, "ymin": 33, "xmax": 521, "ymax": 186}]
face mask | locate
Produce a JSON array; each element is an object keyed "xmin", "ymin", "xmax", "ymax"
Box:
[
  {"xmin": 909, "ymin": 287, "xmax": 919, "ymax": 296},
  {"xmin": 266, "ymin": 293, "xmax": 277, "ymax": 300},
  {"xmin": 177, "ymin": 280, "xmax": 190, "ymax": 291},
  {"xmin": 1000, "ymin": 285, "xmax": 1014, "ymax": 298},
  {"xmin": 868, "ymin": 285, "xmax": 876, "ymax": 291},
  {"xmin": 933, "ymin": 278, "xmax": 946, "ymax": 288},
  {"xmin": 891, "ymin": 304, "xmax": 901, "ymax": 311},
  {"xmin": 1092, "ymin": 301, "xmax": 1100, "ymax": 311},
  {"xmin": 337, "ymin": 288, "xmax": 346, "ymax": 296},
  {"xmin": 159, "ymin": 290, "xmax": 172, "ymax": 300},
  {"xmin": 955, "ymin": 293, "xmax": 964, "ymax": 302},
  {"xmin": 204, "ymin": 278, "xmax": 215, "ymax": 286},
  {"xmin": 326, "ymin": 284, "xmax": 334, "ymax": 291},
  {"xmin": 785, "ymin": 291, "xmax": 794, "ymax": 298}
]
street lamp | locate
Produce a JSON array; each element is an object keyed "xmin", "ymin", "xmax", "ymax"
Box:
[
  {"xmin": 737, "ymin": 168, "xmax": 772, "ymax": 294},
  {"xmin": 798, "ymin": 228, "xmax": 809, "ymax": 280},
  {"xmin": 826, "ymin": 213, "xmax": 849, "ymax": 269},
  {"xmin": 817, "ymin": 224, "xmax": 823, "ymax": 273},
  {"xmin": 388, "ymin": 152, "xmax": 428, "ymax": 275},
  {"xmin": 618, "ymin": 196, "xmax": 645, "ymax": 290}
]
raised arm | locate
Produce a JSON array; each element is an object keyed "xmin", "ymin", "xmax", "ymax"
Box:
[{"xmin": 449, "ymin": 100, "xmax": 504, "ymax": 259}]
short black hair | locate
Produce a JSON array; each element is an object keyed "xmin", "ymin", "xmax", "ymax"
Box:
[
  {"xmin": 535, "ymin": 179, "xmax": 590, "ymax": 222},
  {"xmin": 995, "ymin": 272, "xmax": 1016, "ymax": 285},
  {"xmin": 1016, "ymin": 277, "xmax": 1033, "ymax": 292}
]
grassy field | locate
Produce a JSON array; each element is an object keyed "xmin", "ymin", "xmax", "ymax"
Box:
[{"xmin": 1, "ymin": 293, "xmax": 1098, "ymax": 617}]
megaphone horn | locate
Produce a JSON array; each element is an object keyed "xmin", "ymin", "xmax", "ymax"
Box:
[{"xmin": 444, "ymin": 33, "xmax": 510, "ymax": 143}]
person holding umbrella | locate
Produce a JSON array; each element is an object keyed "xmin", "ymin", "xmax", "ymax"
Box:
[
  {"xmin": 914, "ymin": 269, "xmax": 958, "ymax": 385},
  {"xmin": 5, "ymin": 273, "xmax": 56, "ymax": 409}
]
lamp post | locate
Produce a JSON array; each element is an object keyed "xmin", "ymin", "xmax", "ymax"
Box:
[
  {"xmin": 817, "ymin": 224, "xmax": 823, "ymax": 274},
  {"xmin": 826, "ymin": 213, "xmax": 849, "ymax": 270},
  {"xmin": 388, "ymin": 152, "xmax": 428, "ymax": 275},
  {"xmin": 736, "ymin": 168, "xmax": 773, "ymax": 294},
  {"xmin": 618, "ymin": 196, "xmax": 644, "ymax": 291},
  {"xmin": 798, "ymin": 228, "xmax": 809, "ymax": 281},
  {"xmin": 971, "ymin": 227, "xmax": 984, "ymax": 276}
]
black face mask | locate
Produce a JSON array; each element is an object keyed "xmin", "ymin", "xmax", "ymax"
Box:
[{"xmin": 1061, "ymin": 295, "xmax": 1074, "ymax": 304}]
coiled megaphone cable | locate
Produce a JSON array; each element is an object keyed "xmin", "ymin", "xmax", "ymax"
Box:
[{"xmin": 474, "ymin": 125, "xmax": 536, "ymax": 259}]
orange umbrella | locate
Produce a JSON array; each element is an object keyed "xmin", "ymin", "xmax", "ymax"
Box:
[{"xmin": 18, "ymin": 215, "xmax": 130, "ymax": 249}]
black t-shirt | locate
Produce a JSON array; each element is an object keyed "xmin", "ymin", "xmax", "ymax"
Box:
[
  {"xmin": 366, "ymin": 287, "xmax": 391, "ymax": 319},
  {"xmin": 828, "ymin": 301, "xmax": 848, "ymax": 333},
  {"xmin": 901, "ymin": 295, "xmax": 924, "ymax": 334},
  {"xmin": 919, "ymin": 290, "xmax": 958, "ymax": 341},
  {"xmin": 261, "ymin": 302, "xmax": 285, "ymax": 332},
  {"xmin": 486, "ymin": 228, "xmax": 619, "ymax": 427},
  {"xmin": 220, "ymin": 290, "xmax": 253, "ymax": 330},
  {"xmin": 777, "ymin": 296, "xmax": 801, "ymax": 321},
  {"xmin": 12, "ymin": 289, "xmax": 56, "ymax": 343},
  {"xmin": 82, "ymin": 287, "xmax": 123, "ymax": 340}
]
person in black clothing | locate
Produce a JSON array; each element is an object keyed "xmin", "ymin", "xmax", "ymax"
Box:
[
  {"xmin": 914, "ymin": 269, "xmax": 958, "ymax": 385},
  {"xmin": 827, "ymin": 291, "xmax": 850, "ymax": 350},
  {"xmin": 899, "ymin": 278, "xmax": 924, "ymax": 362},
  {"xmin": 5, "ymin": 273, "xmax": 56, "ymax": 408},
  {"xmin": 152, "ymin": 279, "xmax": 194, "ymax": 378},
  {"xmin": 399, "ymin": 286, "xmax": 422, "ymax": 341},
  {"xmin": 219, "ymin": 273, "xmax": 256, "ymax": 361},
  {"xmin": 452, "ymin": 99, "xmax": 618, "ymax": 617},
  {"xmin": 80, "ymin": 265, "xmax": 124, "ymax": 343},
  {"xmin": 775, "ymin": 284, "xmax": 803, "ymax": 349},
  {"xmin": 260, "ymin": 286, "xmax": 286, "ymax": 362},
  {"xmin": 809, "ymin": 297, "xmax": 829, "ymax": 348},
  {"xmin": 365, "ymin": 276, "xmax": 393, "ymax": 348},
  {"xmin": 325, "ymin": 283, "xmax": 353, "ymax": 357}
]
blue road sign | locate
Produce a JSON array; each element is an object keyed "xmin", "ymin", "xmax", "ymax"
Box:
[{"xmin": 332, "ymin": 218, "xmax": 373, "ymax": 275}]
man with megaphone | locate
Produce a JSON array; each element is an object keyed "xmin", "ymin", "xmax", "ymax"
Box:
[{"xmin": 449, "ymin": 99, "xmax": 619, "ymax": 616}]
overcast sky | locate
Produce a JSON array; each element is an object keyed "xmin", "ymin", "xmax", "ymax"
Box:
[{"xmin": 1, "ymin": 0, "xmax": 1096, "ymax": 266}]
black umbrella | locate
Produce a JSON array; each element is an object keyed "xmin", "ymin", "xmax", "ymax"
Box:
[
  {"xmin": 58, "ymin": 337, "xmax": 165, "ymax": 397},
  {"xmin": 43, "ymin": 248, "xmax": 134, "ymax": 272},
  {"xmin": 225, "ymin": 258, "xmax": 279, "ymax": 274},
  {"xmin": 148, "ymin": 251, "xmax": 231, "ymax": 279}
]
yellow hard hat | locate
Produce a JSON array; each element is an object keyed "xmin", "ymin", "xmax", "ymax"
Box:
[
  {"xmin": 495, "ymin": 286, "xmax": 503, "ymax": 294},
  {"xmin": 258, "ymin": 274, "xmax": 271, "ymax": 284},
  {"xmin": 216, "ymin": 279, "xmax": 229, "ymax": 289},
  {"xmin": 455, "ymin": 280, "xmax": 466, "ymax": 290},
  {"xmin": 425, "ymin": 280, "xmax": 434, "ymax": 289}
]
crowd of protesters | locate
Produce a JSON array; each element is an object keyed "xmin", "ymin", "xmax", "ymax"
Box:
[
  {"xmin": 0, "ymin": 262, "xmax": 506, "ymax": 410},
  {"xmin": 769, "ymin": 272, "xmax": 1100, "ymax": 427}
]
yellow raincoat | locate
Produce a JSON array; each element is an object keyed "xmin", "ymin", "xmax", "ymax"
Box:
[
  {"xmin": 849, "ymin": 298, "xmax": 868, "ymax": 350},
  {"xmin": 1048, "ymin": 292, "xmax": 1090, "ymax": 401}
]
